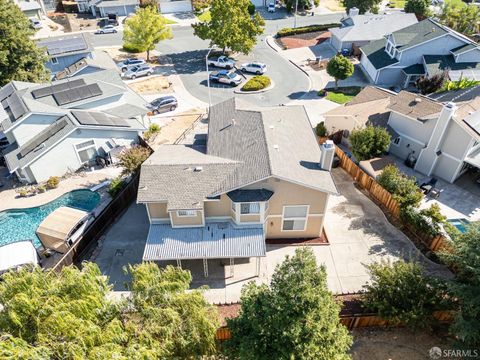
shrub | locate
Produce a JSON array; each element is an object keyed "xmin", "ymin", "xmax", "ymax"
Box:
[
  {"xmin": 46, "ymin": 176, "xmax": 60, "ymax": 189},
  {"xmin": 318, "ymin": 89, "xmax": 327, "ymax": 97},
  {"xmin": 37, "ymin": 185, "xmax": 47, "ymax": 193},
  {"xmin": 17, "ymin": 188, "xmax": 29, "ymax": 197},
  {"xmin": 117, "ymin": 145, "xmax": 152, "ymax": 175},
  {"xmin": 277, "ymin": 23, "xmax": 340, "ymax": 37},
  {"xmin": 247, "ymin": 2, "xmax": 255, "ymax": 14},
  {"xmin": 315, "ymin": 122, "xmax": 327, "ymax": 137},
  {"xmin": 377, "ymin": 164, "xmax": 422, "ymax": 208},
  {"xmin": 241, "ymin": 75, "xmax": 271, "ymax": 91},
  {"xmin": 416, "ymin": 70, "xmax": 448, "ymax": 95},
  {"xmin": 192, "ymin": 0, "xmax": 211, "ymax": 12},
  {"xmin": 108, "ymin": 177, "xmax": 126, "ymax": 198},
  {"xmin": 149, "ymin": 123, "xmax": 161, "ymax": 133},
  {"xmin": 122, "ymin": 43, "xmax": 143, "ymax": 53},
  {"xmin": 400, "ymin": 206, "xmax": 443, "ymax": 237},
  {"xmin": 441, "ymin": 76, "xmax": 480, "ymax": 92},
  {"xmin": 349, "ymin": 126, "xmax": 391, "ymax": 161},
  {"xmin": 363, "ymin": 260, "xmax": 447, "ymax": 329}
]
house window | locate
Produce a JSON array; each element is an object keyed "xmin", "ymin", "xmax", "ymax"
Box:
[
  {"xmin": 177, "ymin": 210, "xmax": 196, "ymax": 217},
  {"xmin": 393, "ymin": 137, "xmax": 401, "ymax": 146},
  {"xmin": 51, "ymin": 57, "xmax": 58, "ymax": 64},
  {"xmin": 75, "ymin": 140, "xmax": 97, "ymax": 164},
  {"xmin": 240, "ymin": 202, "xmax": 260, "ymax": 214},
  {"xmin": 282, "ymin": 205, "xmax": 308, "ymax": 231}
]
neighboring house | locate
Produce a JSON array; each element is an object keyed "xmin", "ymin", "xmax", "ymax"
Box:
[
  {"xmin": 360, "ymin": 18, "xmax": 480, "ymax": 88},
  {"xmin": 54, "ymin": 50, "xmax": 119, "ymax": 80},
  {"xmin": 95, "ymin": 0, "xmax": 139, "ymax": 17},
  {"xmin": 329, "ymin": 7, "xmax": 418, "ymax": 53},
  {"xmin": 37, "ymin": 34, "xmax": 94, "ymax": 75},
  {"xmin": 137, "ymin": 98, "xmax": 337, "ymax": 272},
  {"xmin": 14, "ymin": 0, "xmax": 46, "ymax": 18},
  {"xmin": 0, "ymin": 70, "xmax": 149, "ymax": 183},
  {"xmin": 324, "ymin": 86, "xmax": 480, "ymax": 183},
  {"xmin": 158, "ymin": 0, "xmax": 192, "ymax": 13}
]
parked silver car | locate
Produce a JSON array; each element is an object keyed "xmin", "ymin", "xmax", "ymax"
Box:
[
  {"xmin": 147, "ymin": 95, "xmax": 178, "ymax": 114},
  {"xmin": 123, "ymin": 64, "xmax": 154, "ymax": 80},
  {"xmin": 95, "ymin": 25, "xmax": 117, "ymax": 34},
  {"xmin": 117, "ymin": 58, "xmax": 146, "ymax": 72}
]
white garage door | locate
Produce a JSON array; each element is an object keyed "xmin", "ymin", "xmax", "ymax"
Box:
[
  {"xmin": 251, "ymin": 0, "xmax": 265, "ymax": 7},
  {"xmin": 160, "ymin": 0, "xmax": 192, "ymax": 13}
]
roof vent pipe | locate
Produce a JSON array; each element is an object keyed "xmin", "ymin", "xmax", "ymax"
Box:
[{"xmin": 349, "ymin": 7, "xmax": 359, "ymax": 16}]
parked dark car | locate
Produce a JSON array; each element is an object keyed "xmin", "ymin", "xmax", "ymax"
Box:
[{"xmin": 146, "ymin": 96, "xmax": 178, "ymax": 114}]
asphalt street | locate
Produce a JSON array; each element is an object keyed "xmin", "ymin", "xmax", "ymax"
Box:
[{"xmin": 92, "ymin": 12, "xmax": 344, "ymax": 106}]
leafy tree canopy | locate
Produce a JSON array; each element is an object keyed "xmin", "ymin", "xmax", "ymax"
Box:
[
  {"xmin": 416, "ymin": 70, "xmax": 448, "ymax": 95},
  {"xmin": 0, "ymin": 262, "xmax": 219, "ymax": 359},
  {"xmin": 405, "ymin": 0, "xmax": 431, "ymax": 18},
  {"xmin": 123, "ymin": 6, "xmax": 173, "ymax": 60},
  {"xmin": 326, "ymin": 55, "xmax": 354, "ymax": 89},
  {"xmin": 439, "ymin": 223, "xmax": 480, "ymax": 347},
  {"xmin": 342, "ymin": 0, "xmax": 381, "ymax": 14},
  {"xmin": 0, "ymin": 0, "xmax": 49, "ymax": 86},
  {"xmin": 224, "ymin": 247, "xmax": 352, "ymax": 360},
  {"xmin": 377, "ymin": 164, "xmax": 422, "ymax": 208},
  {"xmin": 192, "ymin": 0, "xmax": 265, "ymax": 54},
  {"xmin": 363, "ymin": 260, "xmax": 447, "ymax": 329},
  {"xmin": 439, "ymin": 0, "xmax": 480, "ymax": 36},
  {"xmin": 117, "ymin": 145, "xmax": 152, "ymax": 175},
  {"xmin": 349, "ymin": 125, "xmax": 391, "ymax": 162}
]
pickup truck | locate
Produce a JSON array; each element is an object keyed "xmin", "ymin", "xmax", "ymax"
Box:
[
  {"xmin": 207, "ymin": 56, "xmax": 236, "ymax": 69},
  {"xmin": 209, "ymin": 70, "xmax": 242, "ymax": 86}
]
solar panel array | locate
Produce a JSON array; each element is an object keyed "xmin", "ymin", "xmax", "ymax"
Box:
[
  {"xmin": 71, "ymin": 111, "xmax": 130, "ymax": 128},
  {"xmin": 465, "ymin": 113, "xmax": 480, "ymax": 136},
  {"xmin": 53, "ymin": 83, "xmax": 103, "ymax": 106},
  {"xmin": 6, "ymin": 92, "xmax": 28, "ymax": 120},
  {"xmin": 31, "ymin": 79, "xmax": 86, "ymax": 99},
  {"xmin": 43, "ymin": 36, "xmax": 88, "ymax": 56},
  {"xmin": 19, "ymin": 117, "xmax": 69, "ymax": 158}
]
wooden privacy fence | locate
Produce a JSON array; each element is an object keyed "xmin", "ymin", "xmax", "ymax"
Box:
[
  {"xmin": 51, "ymin": 175, "xmax": 139, "ymax": 272},
  {"xmin": 334, "ymin": 146, "xmax": 450, "ymax": 252}
]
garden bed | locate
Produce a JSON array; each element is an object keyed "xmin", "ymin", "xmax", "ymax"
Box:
[{"xmin": 238, "ymin": 75, "xmax": 273, "ymax": 93}]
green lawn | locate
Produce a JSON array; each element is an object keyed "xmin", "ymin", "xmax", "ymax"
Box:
[
  {"xmin": 387, "ymin": 0, "xmax": 405, "ymax": 8},
  {"xmin": 197, "ymin": 10, "xmax": 211, "ymax": 22},
  {"xmin": 164, "ymin": 18, "xmax": 177, "ymax": 24},
  {"xmin": 323, "ymin": 86, "xmax": 361, "ymax": 104}
]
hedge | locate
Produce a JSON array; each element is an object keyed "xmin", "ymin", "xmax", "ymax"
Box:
[
  {"xmin": 277, "ymin": 23, "xmax": 340, "ymax": 37},
  {"xmin": 241, "ymin": 75, "xmax": 271, "ymax": 92}
]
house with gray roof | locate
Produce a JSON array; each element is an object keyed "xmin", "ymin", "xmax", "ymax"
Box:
[
  {"xmin": 329, "ymin": 8, "xmax": 418, "ymax": 52},
  {"xmin": 0, "ymin": 70, "xmax": 148, "ymax": 183},
  {"xmin": 137, "ymin": 98, "xmax": 337, "ymax": 273},
  {"xmin": 360, "ymin": 18, "xmax": 480, "ymax": 88},
  {"xmin": 95, "ymin": 0, "xmax": 139, "ymax": 17},
  {"xmin": 13, "ymin": 0, "xmax": 45, "ymax": 18},
  {"xmin": 324, "ymin": 86, "xmax": 480, "ymax": 183}
]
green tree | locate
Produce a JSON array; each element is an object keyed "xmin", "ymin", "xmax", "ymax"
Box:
[
  {"xmin": 0, "ymin": 262, "xmax": 219, "ymax": 358},
  {"xmin": 224, "ymin": 247, "xmax": 352, "ymax": 360},
  {"xmin": 416, "ymin": 70, "xmax": 448, "ymax": 95},
  {"xmin": 192, "ymin": 0, "xmax": 265, "ymax": 54},
  {"xmin": 316, "ymin": 121, "xmax": 328, "ymax": 137},
  {"xmin": 363, "ymin": 260, "xmax": 446, "ymax": 329},
  {"xmin": 0, "ymin": 0, "xmax": 49, "ymax": 86},
  {"xmin": 123, "ymin": 6, "xmax": 173, "ymax": 61},
  {"xmin": 342, "ymin": 0, "xmax": 382, "ymax": 14},
  {"xmin": 377, "ymin": 164, "xmax": 422, "ymax": 208},
  {"xmin": 117, "ymin": 145, "xmax": 152, "ymax": 175},
  {"xmin": 439, "ymin": 223, "xmax": 480, "ymax": 347},
  {"xmin": 404, "ymin": 0, "xmax": 431, "ymax": 19},
  {"xmin": 439, "ymin": 0, "xmax": 480, "ymax": 36},
  {"xmin": 349, "ymin": 126, "xmax": 391, "ymax": 161},
  {"xmin": 326, "ymin": 55, "xmax": 354, "ymax": 89}
]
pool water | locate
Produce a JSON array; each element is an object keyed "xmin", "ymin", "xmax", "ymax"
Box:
[
  {"xmin": 447, "ymin": 218, "xmax": 471, "ymax": 234},
  {"xmin": 0, "ymin": 190, "xmax": 100, "ymax": 247}
]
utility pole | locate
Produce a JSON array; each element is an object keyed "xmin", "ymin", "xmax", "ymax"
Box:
[
  {"xmin": 206, "ymin": 48, "xmax": 213, "ymax": 112},
  {"xmin": 294, "ymin": 0, "xmax": 298, "ymax": 28}
]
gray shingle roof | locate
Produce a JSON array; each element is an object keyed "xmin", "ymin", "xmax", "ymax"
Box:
[
  {"xmin": 37, "ymin": 33, "xmax": 93, "ymax": 58},
  {"xmin": 450, "ymin": 43, "xmax": 478, "ymax": 56},
  {"xmin": 424, "ymin": 55, "xmax": 480, "ymax": 80},
  {"xmin": 360, "ymin": 39, "xmax": 399, "ymax": 70},
  {"xmin": 402, "ymin": 63, "xmax": 426, "ymax": 75},
  {"xmin": 391, "ymin": 19, "xmax": 448, "ymax": 50},
  {"xmin": 388, "ymin": 91, "xmax": 442, "ymax": 120},
  {"xmin": 330, "ymin": 13, "xmax": 417, "ymax": 43}
]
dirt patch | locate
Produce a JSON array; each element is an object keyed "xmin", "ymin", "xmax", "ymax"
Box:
[
  {"xmin": 101, "ymin": 47, "xmax": 161, "ymax": 66},
  {"xmin": 128, "ymin": 77, "xmax": 173, "ymax": 95},
  {"xmin": 48, "ymin": 13, "xmax": 71, "ymax": 32},
  {"xmin": 352, "ymin": 327, "xmax": 451, "ymax": 360},
  {"xmin": 323, "ymin": 0, "xmax": 345, "ymax": 11},
  {"xmin": 66, "ymin": 13, "xmax": 99, "ymax": 32},
  {"xmin": 279, "ymin": 31, "xmax": 331, "ymax": 49}
]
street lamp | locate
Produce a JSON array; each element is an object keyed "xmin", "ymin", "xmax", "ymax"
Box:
[
  {"xmin": 294, "ymin": 0, "xmax": 298, "ymax": 28},
  {"xmin": 206, "ymin": 48, "xmax": 213, "ymax": 112}
]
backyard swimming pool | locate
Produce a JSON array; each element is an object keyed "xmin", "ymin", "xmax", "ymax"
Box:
[
  {"xmin": 0, "ymin": 190, "xmax": 100, "ymax": 247},
  {"xmin": 447, "ymin": 218, "xmax": 471, "ymax": 234}
]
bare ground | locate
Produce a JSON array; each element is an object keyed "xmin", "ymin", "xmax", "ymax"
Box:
[
  {"xmin": 352, "ymin": 327, "xmax": 452, "ymax": 360},
  {"xmin": 128, "ymin": 77, "xmax": 172, "ymax": 95}
]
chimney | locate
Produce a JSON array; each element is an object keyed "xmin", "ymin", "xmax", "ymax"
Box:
[
  {"xmin": 349, "ymin": 7, "xmax": 359, "ymax": 17},
  {"xmin": 320, "ymin": 140, "xmax": 335, "ymax": 171}
]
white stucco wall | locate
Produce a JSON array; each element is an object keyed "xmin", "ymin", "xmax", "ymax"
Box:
[
  {"xmin": 10, "ymin": 114, "xmax": 60, "ymax": 147},
  {"xmin": 432, "ymin": 154, "xmax": 461, "ymax": 183},
  {"xmin": 388, "ymin": 111, "xmax": 436, "ymax": 145},
  {"xmin": 440, "ymin": 121, "xmax": 472, "ymax": 160},
  {"xmin": 25, "ymin": 128, "xmax": 139, "ymax": 183},
  {"xmin": 376, "ymin": 67, "xmax": 406, "ymax": 86},
  {"xmin": 159, "ymin": 0, "xmax": 192, "ymax": 13}
]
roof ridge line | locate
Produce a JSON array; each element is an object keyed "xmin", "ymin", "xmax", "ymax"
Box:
[{"xmin": 258, "ymin": 111, "xmax": 274, "ymax": 176}]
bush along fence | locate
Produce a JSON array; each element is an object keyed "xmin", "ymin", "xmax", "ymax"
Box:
[
  {"xmin": 334, "ymin": 147, "xmax": 450, "ymax": 252},
  {"xmin": 276, "ymin": 23, "xmax": 340, "ymax": 37}
]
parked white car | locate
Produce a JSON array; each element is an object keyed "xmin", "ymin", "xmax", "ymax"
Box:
[
  {"xmin": 268, "ymin": 2, "xmax": 276, "ymax": 12},
  {"xmin": 95, "ymin": 25, "xmax": 117, "ymax": 34},
  {"xmin": 207, "ymin": 56, "xmax": 236, "ymax": 69},
  {"xmin": 240, "ymin": 62, "xmax": 267, "ymax": 74},
  {"xmin": 123, "ymin": 64, "xmax": 154, "ymax": 79}
]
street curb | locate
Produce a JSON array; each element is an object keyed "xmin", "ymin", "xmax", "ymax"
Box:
[
  {"xmin": 233, "ymin": 80, "xmax": 275, "ymax": 94},
  {"xmin": 264, "ymin": 35, "xmax": 283, "ymax": 53}
]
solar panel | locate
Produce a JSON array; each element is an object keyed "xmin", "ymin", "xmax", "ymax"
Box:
[
  {"xmin": 7, "ymin": 92, "xmax": 27, "ymax": 120},
  {"xmin": 71, "ymin": 110, "xmax": 130, "ymax": 128},
  {"xmin": 31, "ymin": 79, "xmax": 86, "ymax": 99},
  {"xmin": 19, "ymin": 117, "xmax": 69, "ymax": 158},
  {"xmin": 53, "ymin": 83, "xmax": 102, "ymax": 106},
  {"xmin": 45, "ymin": 36, "xmax": 88, "ymax": 56}
]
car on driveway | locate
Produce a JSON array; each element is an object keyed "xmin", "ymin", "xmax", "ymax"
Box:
[
  {"xmin": 268, "ymin": 2, "xmax": 276, "ymax": 12},
  {"xmin": 117, "ymin": 58, "xmax": 146, "ymax": 72},
  {"xmin": 209, "ymin": 70, "xmax": 243, "ymax": 86},
  {"xmin": 147, "ymin": 95, "xmax": 178, "ymax": 114},
  {"xmin": 95, "ymin": 25, "xmax": 117, "ymax": 34},
  {"xmin": 123, "ymin": 64, "xmax": 154, "ymax": 79},
  {"xmin": 240, "ymin": 62, "xmax": 267, "ymax": 74},
  {"xmin": 29, "ymin": 18, "xmax": 42, "ymax": 29},
  {"xmin": 207, "ymin": 56, "xmax": 236, "ymax": 69}
]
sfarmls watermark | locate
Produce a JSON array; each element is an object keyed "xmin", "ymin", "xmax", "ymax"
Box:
[{"xmin": 429, "ymin": 347, "xmax": 480, "ymax": 359}]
